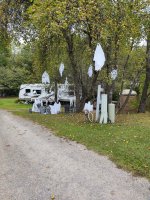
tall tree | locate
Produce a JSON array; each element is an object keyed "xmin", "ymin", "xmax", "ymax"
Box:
[
  {"xmin": 0, "ymin": 0, "xmax": 35, "ymax": 91},
  {"xmin": 27, "ymin": 0, "xmax": 147, "ymax": 111},
  {"xmin": 138, "ymin": 4, "xmax": 150, "ymax": 112},
  {"xmin": 0, "ymin": 0, "xmax": 11, "ymax": 67}
]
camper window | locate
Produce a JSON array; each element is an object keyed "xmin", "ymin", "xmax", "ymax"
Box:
[
  {"xmin": 68, "ymin": 91, "xmax": 74, "ymax": 95},
  {"xmin": 25, "ymin": 89, "xmax": 31, "ymax": 93},
  {"xmin": 36, "ymin": 90, "xmax": 41, "ymax": 94}
]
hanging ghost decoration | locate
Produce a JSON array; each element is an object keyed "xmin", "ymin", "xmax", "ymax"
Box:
[
  {"xmin": 111, "ymin": 69, "xmax": 117, "ymax": 80},
  {"xmin": 88, "ymin": 65, "xmax": 93, "ymax": 77},
  {"xmin": 42, "ymin": 71, "xmax": 50, "ymax": 84},
  {"xmin": 59, "ymin": 63, "xmax": 64, "ymax": 77},
  {"xmin": 93, "ymin": 43, "xmax": 106, "ymax": 71}
]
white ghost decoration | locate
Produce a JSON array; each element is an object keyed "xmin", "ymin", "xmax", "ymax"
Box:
[
  {"xmin": 93, "ymin": 43, "xmax": 105, "ymax": 71},
  {"xmin": 42, "ymin": 71, "xmax": 50, "ymax": 84},
  {"xmin": 111, "ymin": 69, "xmax": 117, "ymax": 80},
  {"xmin": 59, "ymin": 63, "xmax": 64, "ymax": 77},
  {"xmin": 88, "ymin": 65, "xmax": 93, "ymax": 77},
  {"xmin": 83, "ymin": 101, "xmax": 93, "ymax": 112}
]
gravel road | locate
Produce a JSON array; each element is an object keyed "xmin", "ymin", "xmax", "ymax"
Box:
[{"xmin": 0, "ymin": 110, "xmax": 150, "ymax": 200}]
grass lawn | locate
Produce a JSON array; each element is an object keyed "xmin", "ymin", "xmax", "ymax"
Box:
[
  {"xmin": 0, "ymin": 97, "xmax": 150, "ymax": 179},
  {"xmin": 0, "ymin": 97, "xmax": 31, "ymax": 110}
]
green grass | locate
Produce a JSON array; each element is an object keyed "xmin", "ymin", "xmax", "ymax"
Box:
[
  {"xmin": 0, "ymin": 97, "xmax": 150, "ymax": 179},
  {"xmin": 0, "ymin": 97, "xmax": 30, "ymax": 110}
]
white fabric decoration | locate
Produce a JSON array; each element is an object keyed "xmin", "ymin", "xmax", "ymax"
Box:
[
  {"xmin": 50, "ymin": 102, "xmax": 61, "ymax": 114},
  {"xmin": 111, "ymin": 69, "xmax": 117, "ymax": 80},
  {"xmin": 59, "ymin": 63, "xmax": 64, "ymax": 77},
  {"xmin": 88, "ymin": 65, "xmax": 93, "ymax": 77},
  {"xmin": 50, "ymin": 105, "xmax": 56, "ymax": 114},
  {"xmin": 32, "ymin": 98, "xmax": 41, "ymax": 112},
  {"xmin": 65, "ymin": 77, "xmax": 69, "ymax": 85},
  {"xmin": 55, "ymin": 102, "xmax": 61, "ymax": 113},
  {"xmin": 93, "ymin": 43, "xmax": 105, "ymax": 71},
  {"xmin": 83, "ymin": 101, "xmax": 93, "ymax": 112},
  {"xmin": 42, "ymin": 71, "xmax": 50, "ymax": 84}
]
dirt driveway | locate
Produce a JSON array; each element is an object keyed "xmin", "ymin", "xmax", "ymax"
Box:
[{"xmin": 0, "ymin": 110, "xmax": 150, "ymax": 200}]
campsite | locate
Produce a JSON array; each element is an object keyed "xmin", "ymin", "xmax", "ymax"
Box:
[{"xmin": 0, "ymin": 1, "xmax": 150, "ymax": 200}]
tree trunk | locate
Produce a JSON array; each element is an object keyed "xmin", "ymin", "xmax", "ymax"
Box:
[
  {"xmin": 117, "ymin": 70, "xmax": 141, "ymax": 114},
  {"xmin": 107, "ymin": 81, "xmax": 115, "ymax": 104},
  {"xmin": 116, "ymin": 40, "xmax": 134, "ymax": 110},
  {"xmin": 63, "ymin": 30, "xmax": 83, "ymax": 112},
  {"xmin": 138, "ymin": 34, "xmax": 150, "ymax": 113},
  {"xmin": 117, "ymin": 85, "xmax": 134, "ymax": 114},
  {"xmin": 63, "ymin": 29, "xmax": 101, "ymax": 112},
  {"xmin": 54, "ymin": 79, "xmax": 57, "ymax": 102}
]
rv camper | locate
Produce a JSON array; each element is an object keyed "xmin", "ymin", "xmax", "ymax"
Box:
[
  {"xmin": 19, "ymin": 84, "xmax": 49, "ymax": 102},
  {"xmin": 57, "ymin": 78, "xmax": 76, "ymax": 107}
]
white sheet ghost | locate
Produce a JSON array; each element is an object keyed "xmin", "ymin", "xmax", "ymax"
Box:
[
  {"xmin": 93, "ymin": 43, "xmax": 105, "ymax": 71},
  {"xmin": 88, "ymin": 65, "xmax": 93, "ymax": 77},
  {"xmin": 83, "ymin": 101, "xmax": 93, "ymax": 112},
  {"xmin": 111, "ymin": 69, "xmax": 117, "ymax": 80},
  {"xmin": 59, "ymin": 63, "xmax": 64, "ymax": 77},
  {"xmin": 42, "ymin": 71, "xmax": 50, "ymax": 84}
]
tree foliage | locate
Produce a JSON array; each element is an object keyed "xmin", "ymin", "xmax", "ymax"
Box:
[
  {"xmin": 27, "ymin": 0, "xmax": 149, "ymax": 110},
  {"xmin": 0, "ymin": 0, "xmax": 34, "ymax": 92},
  {"xmin": 0, "ymin": 44, "xmax": 34, "ymax": 90}
]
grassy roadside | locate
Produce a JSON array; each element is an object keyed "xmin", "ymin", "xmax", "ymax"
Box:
[
  {"xmin": 0, "ymin": 97, "xmax": 31, "ymax": 110},
  {"xmin": 0, "ymin": 97, "xmax": 150, "ymax": 179}
]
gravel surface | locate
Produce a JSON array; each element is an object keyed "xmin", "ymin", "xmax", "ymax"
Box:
[{"xmin": 0, "ymin": 110, "xmax": 150, "ymax": 200}]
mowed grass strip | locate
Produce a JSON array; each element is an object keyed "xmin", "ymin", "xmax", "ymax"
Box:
[
  {"xmin": 0, "ymin": 97, "xmax": 30, "ymax": 110},
  {"xmin": 0, "ymin": 98, "xmax": 150, "ymax": 179}
]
